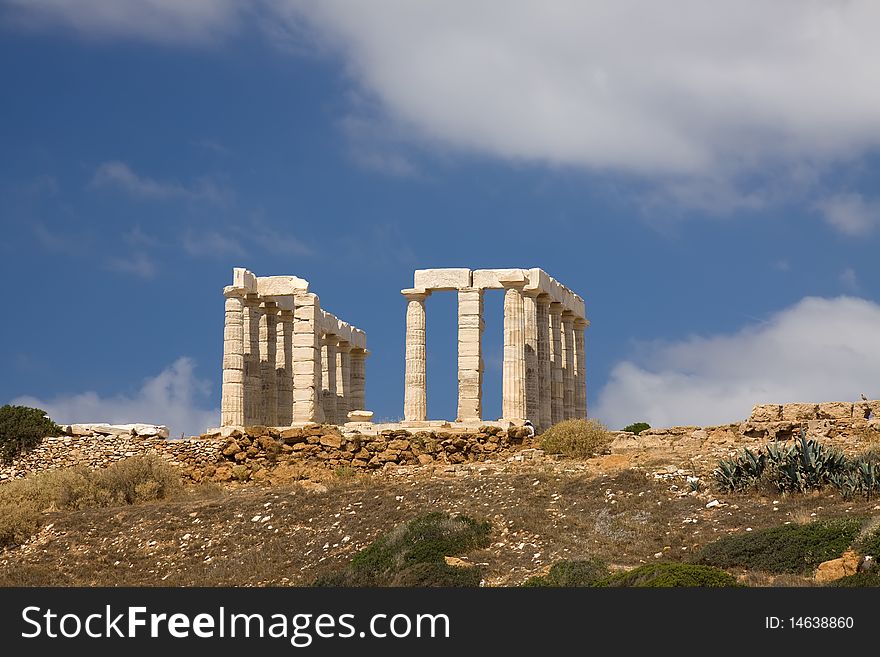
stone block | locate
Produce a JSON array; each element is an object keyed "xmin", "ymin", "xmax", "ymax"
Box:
[
  {"xmin": 472, "ymin": 268, "xmax": 526, "ymax": 289},
  {"xmin": 782, "ymin": 403, "xmax": 819, "ymax": 421},
  {"xmin": 749, "ymin": 404, "xmax": 782, "ymax": 422},
  {"xmin": 817, "ymin": 402, "xmax": 854, "ymax": 420},
  {"xmin": 458, "ymin": 341, "xmax": 481, "ymax": 356},
  {"xmin": 292, "ymin": 360, "xmax": 317, "ymax": 375},
  {"xmin": 232, "ymin": 268, "xmax": 257, "ymax": 292},
  {"xmin": 292, "ymin": 332, "xmax": 318, "ymax": 347},
  {"xmin": 458, "ymin": 297, "xmax": 482, "ymax": 315},
  {"xmin": 257, "ymin": 275, "xmax": 309, "ymax": 296},
  {"xmin": 414, "ymin": 268, "xmax": 472, "ymax": 290}
]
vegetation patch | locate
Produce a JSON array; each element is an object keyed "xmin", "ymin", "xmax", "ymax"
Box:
[
  {"xmin": 596, "ymin": 562, "xmax": 740, "ymax": 587},
  {"xmin": 522, "ymin": 558, "xmax": 609, "ymax": 587},
  {"xmin": 695, "ymin": 518, "xmax": 863, "ymax": 575},
  {"xmin": 314, "ymin": 512, "xmax": 491, "ymax": 587},
  {"xmin": 0, "ymin": 405, "xmax": 62, "ymax": 463},
  {"xmin": 540, "ymin": 419, "xmax": 612, "ymax": 458},
  {"xmin": 622, "ymin": 422, "xmax": 650, "ymax": 435},
  {"xmin": 0, "ymin": 455, "xmax": 183, "ymax": 549}
]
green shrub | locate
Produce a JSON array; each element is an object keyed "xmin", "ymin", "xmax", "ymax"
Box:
[
  {"xmin": 540, "ymin": 419, "xmax": 612, "ymax": 458},
  {"xmin": 595, "ymin": 563, "xmax": 740, "ymax": 587},
  {"xmin": 714, "ymin": 448, "xmax": 766, "ymax": 492},
  {"xmin": 315, "ymin": 512, "xmax": 491, "ymax": 587},
  {"xmin": 854, "ymin": 522, "xmax": 880, "ymax": 560},
  {"xmin": 0, "ymin": 405, "xmax": 62, "ymax": 463},
  {"xmin": 622, "ymin": 422, "xmax": 650, "ymax": 435},
  {"xmin": 522, "ymin": 558, "xmax": 609, "ymax": 587},
  {"xmin": 695, "ymin": 518, "xmax": 862, "ymax": 575}
]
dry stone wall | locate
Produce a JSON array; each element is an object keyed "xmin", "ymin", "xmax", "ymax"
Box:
[{"xmin": 0, "ymin": 425, "xmax": 535, "ymax": 484}]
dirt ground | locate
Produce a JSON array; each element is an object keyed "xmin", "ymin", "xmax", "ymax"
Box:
[{"xmin": 2, "ymin": 445, "xmax": 877, "ymax": 587}]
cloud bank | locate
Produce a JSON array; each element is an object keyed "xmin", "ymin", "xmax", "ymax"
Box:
[
  {"xmin": 593, "ymin": 296, "xmax": 880, "ymax": 429},
  {"xmin": 12, "ymin": 357, "xmax": 219, "ymax": 437}
]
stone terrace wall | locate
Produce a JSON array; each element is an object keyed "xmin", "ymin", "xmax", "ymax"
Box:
[
  {"xmin": 610, "ymin": 400, "xmax": 880, "ymax": 475},
  {"xmin": 0, "ymin": 425, "xmax": 535, "ymax": 485}
]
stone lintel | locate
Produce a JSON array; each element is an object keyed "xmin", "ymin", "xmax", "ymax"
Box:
[
  {"xmin": 414, "ymin": 268, "xmax": 472, "ymax": 291},
  {"xmin": 256, "ymin": 275, "xmax": 309, "ymax": 297}
]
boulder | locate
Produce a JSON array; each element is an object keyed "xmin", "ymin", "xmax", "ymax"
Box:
[
  {"xmin": 814, "ymin": 550, "xmax": 862, "ymax": 583},
  {"xmin": 749, "ymin": 404, "xmax": 782, "ymax": 422}
]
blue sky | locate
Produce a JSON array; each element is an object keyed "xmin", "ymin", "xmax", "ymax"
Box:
[{"xmin": 3, "ymin": 1, "xmax": 880, "ymax": 436}]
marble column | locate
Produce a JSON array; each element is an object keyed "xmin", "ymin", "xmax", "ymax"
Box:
[
  {"xmin": 336, "ymin": 340, "xmax": 351, "ymax": 423},
  {"xmin": 536, "ymin": 294, "xmax": 552, "ymax": 431},
  {"xmin": 403, "ymin": 290, "xmax": 430, "ymax": 421},
  {"xmin": 562, "ymin": 311, "xmax": 575, "ymax": 419},
  {"xmin": 574, "ymin": 318, "xmax": 588, "ymax": 419},
  {"xmin": 259, "ymin": 301, "xmax": 278, "ymax": 426},
  {"xmin": 502, "ymin": 285, "xmax": 527, "ymax": 422},
  {"xmin": 220, "ymin": 289, "xmax": 245, "ymax": 427},
  {"xmin": 242, "ymin": 294, "xmax": 262, "ymax": 426},
  {"xmin": 523, "ymin": 291, "xmax": 539, "ymax": 424},
  {"xmin": 275, "ymin": 306, "xmax": 294, "ymax": 426},
  {"xmin": 322, "ymin": 335, "xmax": 338, "ymax": 424},
  {"xmin": 349, "ymin": 348, "xmax": 367, "ymax": 412},
  {"xmin": 456, "ymin": 287, "xmax": 484, "ymax": 422},
  {"xmin": 292, "ymin": 293, "xmax": 324, "ymax": 424},
  {"xmin": 549, "ymin": 302, "xmax": 564, "ymax": 425}
]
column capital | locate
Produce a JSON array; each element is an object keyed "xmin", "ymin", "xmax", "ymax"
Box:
[
  {"xmin": 401, "ymin": 288, "xmax": 431, "ymax": 301},
  {"xmin": 561, "ymin": 309, "xmax": 576, "ymax": 320},
  {"xmin": 501, "ymin": 280, "xmax": 527, "ymax": 290},
  {"xmin": 336, "ymin": 340, "xmax": 352, "ymax": 353},
  {"xmin": 574, "ymin": 317, "xmax": 590, "ymax": 329},
  {"xmin": 548, "ymin": 301, "xmax": 564, "ymax": 316},
  {"xmin": 322, "ymin": 334, "xmax": 339, "ymax": 347},
  {"xmin": 535, "ymin": 292, "xmax": 552, "ymax": 305}
]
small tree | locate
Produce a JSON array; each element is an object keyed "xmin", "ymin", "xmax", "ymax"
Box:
[
  {"xmin": 0, "ymin": 405, "xmax": 62, "ymax": 463},
  {"xmin": 622, "ymin": 422, "xmax": 650, "ymax": 435}
]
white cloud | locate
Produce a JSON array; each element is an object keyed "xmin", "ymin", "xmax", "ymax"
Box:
[
  {"xmin": 106, "ymin": 251, "xmax": 157, "ymax": 279},
  {"xmin": 839, "ymin": 267, "xmax": 859, "ymax": 292},
  {"xmin": 12, "ymin": 357, "xmax": 219, "ymax": 437},
  {"xmin": 181, "ymin": 229, "xmax": 246, "ymax": 258},
  {"xmin": 90, "ymin": 161, "xmax": 228, "ymax": 204},
  {"xmin": 815, "ymin": 193, "xmax": 879, "ymax": 236},
  {"xmin": 593, "ymin": 296, "xmax": 880, "ymax": 429},
  {"xmin": 2, "ymin": 0, "xmax": 242, "ymax": 45},
  {"xmin": 275, "ymin": 1, "xmax": 880, "ymax": 179}
]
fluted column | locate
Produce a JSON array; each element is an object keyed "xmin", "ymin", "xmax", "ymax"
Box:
[
  {"xmin": 350, "ymin": 348, "xmax": 367, "ymax": 412},
  {"xmin": 220, "ymin": 289, "xmax": 245, "ymax": 427},
  {"xmin": 523, "ymin": 291, "xmax": 539, "ymax": 424},
  {"xmin": 403, "ymin": 290, "xmax": 430, "ymax": 421},
  {"xmin": 574, "ymin": 318, "xmax": 588, "ymax": 419},
  {"xmin": 456, "ymin": 287, "xmax": 484, "ymax": 422},
  {"xmin": 259, "ymin": 301, "xmax": 278, "ymax": 426},
  {"xmin": 242, "ymin": 294, "xmax": 262, "ymax": 425},
  {"xmin": 292, "ymin": 293, "xmax": 324, "ymax": 424},
  {"xmin": 536, "ymin": 294, "xmax": 552, "ymax": 430},
  {"xmin": 502, "ymin": 285, "xmax": 527, "ymax": 422},
  {"xmin": 322, "ymin": 335, "xmax": 338, "ymax": 424},
  {"xmin": 562, "ymin": 311, "xmax": 575, "ymax": 419},
  {"xmin": 275, "ymin": 306, "xmax": 294, "ymax": 426},
  {"xmin": 336, "ymin": 340, "xmax": 351, "ymax": 422},
  {"xmin": 549, "ymin": 302, "xmax": 564, "ymax": 425}
]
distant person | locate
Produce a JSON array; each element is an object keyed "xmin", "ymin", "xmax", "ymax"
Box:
[
  {"xmin": 861, "ymin": 393, "xmax": 869, "ymax": 401},
  {"xmin": 523, "ymin": 420, "xmax": 535, "ymax": 439}
]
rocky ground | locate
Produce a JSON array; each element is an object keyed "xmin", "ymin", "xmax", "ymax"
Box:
[{"xmin": 2, "ymin": 442, "xmax": 877, "ymax": 587}]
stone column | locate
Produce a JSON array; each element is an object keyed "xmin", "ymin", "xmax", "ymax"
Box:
[
  {"xmin": 349, "ymin": 348, "xmax": 367, "ymax": 412},
  {"xmin": 523, "ymin": 291, "xmax": 539, "ymax": 424},
  {"xmin": 536, "ymin": 294, "xmax": 552, "ymax": 431},
  {"xmin": 336, "ymin": 341, "xmax": 351, "ymax": 422},
  {"xmin": 562, "ymin": 311, "xmax": 576, "ymax": 419},
  {"xmin": 220, "ymin": 289, "xmax": 245, "ymax": 427},
  {"xmin": 259, "ymin": 301, "xmax": 278, "ymax": 426},
  {"xmin": 502, "ymin": 284, "xmax": 527, "ymax": 422},
  {"xmin": 574, "ymin": 318, "xmax": 588, "ymax": 419},
  {"xmin": 403, "ymin": 290, "xmax": 430, "ymax": 422},
  {"xmin": 276, "ymin": 306, "xmax": 294, "ymax": 426},
  {"xmin": 322, "ymin": 335, "xmax": 338, "ymax": 424},
  {"xmin": 242, "ymin": 294, "xmax": 262, "ymax": 426},
  {"xmin": 292, "ymin": 293, "xmax": 324, "ymax": 424},
  {"xmin": 549, "ymin": 302, "xmax": 564, "ymax": 425},
  {"xmin": 456, "ymin": 287, "xmax": 484, "ymax": 423}
]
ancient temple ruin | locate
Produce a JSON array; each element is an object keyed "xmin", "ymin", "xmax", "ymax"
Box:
[
  {"xmin": 402, "ymin": 268, "xmax": 588, "ymax": 429},
  {"xmin": 220, "ymin": 268, "xmax": 368, "ymax": 427}
]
